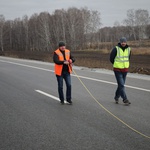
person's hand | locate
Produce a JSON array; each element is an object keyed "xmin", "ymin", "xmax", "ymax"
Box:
[
  {"xmin": 64, "ymin": 60, "xmax": 69, "ymax": 65},
  {"xmin": 68, "ymin": 59, "xmax": 72, "ymax": 64}
]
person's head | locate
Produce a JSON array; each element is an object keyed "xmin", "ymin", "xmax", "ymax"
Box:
[
  {"xmin": 120, "ymin": 37, "xmax": 127, "ymax": 47},
  {"xmin": 58, "ymin": 41, "xmax": 66, "ymax": 51}
]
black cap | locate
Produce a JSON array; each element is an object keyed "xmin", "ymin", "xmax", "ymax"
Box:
[
  {"xmin": 120, "ymin": 37, "xmax": 127, "ymax": 43},
  {"xmin": 59, "ymin": 41, "xmax": 65, "ymax": 47}
]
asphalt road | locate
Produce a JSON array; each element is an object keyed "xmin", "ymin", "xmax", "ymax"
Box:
[{"xmin": 0, "ymin": 56, "xmax": 150, "ymax": 150}]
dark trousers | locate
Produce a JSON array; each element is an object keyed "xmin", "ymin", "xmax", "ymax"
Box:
[
  {"xmin": 56, "ymin": 72, "xmax": 71, "ymax": 101},
  {"xmin": 114, "ymin": 71, "xmax": 128, "ymax": 100}
]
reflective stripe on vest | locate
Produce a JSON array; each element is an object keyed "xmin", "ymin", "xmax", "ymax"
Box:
[
  {"xmin": 113, "ymin": 46, "xmax": 130, "ymax": 69},
  {"xmin": 54, "ymin": 49, "xmax": 72, "ymax": 75}
]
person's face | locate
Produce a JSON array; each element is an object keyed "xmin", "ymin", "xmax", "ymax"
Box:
[
  {"xmin": 121, "ymin": 42, "xmax": 127, "ymax": 47},
  {"xmin": 59, "ymin": 46, "xmax": 65, "ymax": 51}
]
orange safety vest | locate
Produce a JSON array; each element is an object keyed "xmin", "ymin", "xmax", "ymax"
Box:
[{"xmin": 54, "ymin": 49, "xmax": 72, "ymax": 76}]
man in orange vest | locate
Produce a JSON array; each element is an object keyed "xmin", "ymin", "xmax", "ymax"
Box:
[{"xmin": 53, "ymin": 41, "xmax": 75, "ymax": 104}]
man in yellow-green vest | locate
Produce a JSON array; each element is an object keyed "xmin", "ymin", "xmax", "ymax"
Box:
[{"xmin": 110, "ymin": 37, "xmax": 131, "ymax": 105}]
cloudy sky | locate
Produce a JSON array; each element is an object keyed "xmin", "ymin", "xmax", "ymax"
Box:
[{"xmin": 1, "ymin": 0, "xmax": 150, "ymax": 27}]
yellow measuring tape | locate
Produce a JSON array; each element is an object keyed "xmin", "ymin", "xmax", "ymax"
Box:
[{"xmin": 73, "ymin": 69, "xmax": 150, "ymax": 139}]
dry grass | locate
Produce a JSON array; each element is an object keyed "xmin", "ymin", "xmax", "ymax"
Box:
[
  {"xmin": 83, "ymin": 39, "xmax": 150, "ymax": 55},
  {"xmin": 0, "ymin": 44, "xmax": 150, "ymax": 75},
  {"xmin": 76, "ymin": 47, "xmax": 150, "ymax": 55},
  {"xmin": 131, "ymin": 47, "xmax": 150, "ymax": 55},
  {"xmin": 72, "ymin": 51, "xmax": 150, "ymax": 75},
  {"xmin": 128, "ymin": 39, "xmax": 150, "ymax": 47}
]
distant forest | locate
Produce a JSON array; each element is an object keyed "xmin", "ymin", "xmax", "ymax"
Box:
[{"xmin": 0, "ymin": 7, "xmax": 150, "ymax": 52}]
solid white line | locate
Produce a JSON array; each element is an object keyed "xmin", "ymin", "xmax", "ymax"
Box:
[
  {"xmin": 125, "ymin": 85, "xmax": 150, "ymax": 92},
  {"xmin": 35, "ymin": 90, "xmax": 59, "ymax": 101},
  {"xmin": 0, "ymin": 59, "xmax": 54, "ymax": 72},
  {"xmin": 35, "ymin": 90, "xmax": 68, "ymax": 103},
  {"xmin": 74, "ymin": 75, "xmax": 150, "ymax": 92},
  {"xmin": 0, "ymin": 59, "xmax": 150, "ymax": 92}
]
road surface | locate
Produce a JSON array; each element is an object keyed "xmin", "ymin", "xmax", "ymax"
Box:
[{"xmin": 0, "ymin": 56, "xmax": 150, "ymax": 150}]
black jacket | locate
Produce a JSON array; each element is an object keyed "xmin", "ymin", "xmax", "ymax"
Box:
[
  {"xmin": 53, "ymin": 49, "xmax": 75, "ymax": 72},
  {"xmin": 110, "ymin": 43, "xmax": 131, "ymax": 64}
]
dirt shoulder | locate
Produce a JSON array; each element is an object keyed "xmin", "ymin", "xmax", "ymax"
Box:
[
  {"xmin": 72, "ymin": 51, "xmax": 150, "ymax": 75},
  {"xmin": 0, "ymin": 51, "xmax": 150, "ymax": 75}
]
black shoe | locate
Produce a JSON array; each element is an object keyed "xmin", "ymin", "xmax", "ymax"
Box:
[
  {"xmin": 60, "ymin": 101, "xmax": 64, "ymax": 104},
  {"xmin": 115, "ymin": 98, "xmax": 119, "ymax": 104},
  {"xmin": 123, "ymin": 99, "xmax": 131, "ymax": 104},
  {"xmin": 66, "ymin": 100, "xmax": 72, "ymax": 104}
]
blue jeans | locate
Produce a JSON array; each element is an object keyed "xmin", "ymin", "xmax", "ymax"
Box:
[
  {"xmin": 56, "ymin": 72, "xmax": 71, "ymax": 101},
  {"xmin": 114, "ymin": 71, "xmax": 128, "ymax": 100}
]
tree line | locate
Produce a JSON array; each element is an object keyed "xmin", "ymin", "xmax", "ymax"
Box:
[{"xmin": 0, "ymin": 7, "xmax": 150, "ymax": 52}]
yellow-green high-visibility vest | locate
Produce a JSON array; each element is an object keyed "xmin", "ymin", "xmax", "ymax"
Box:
[{"xmin": 113, "ymin": 46, "xmax": 131, "ymax": 69}]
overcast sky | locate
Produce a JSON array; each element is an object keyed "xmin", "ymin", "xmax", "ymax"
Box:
[{"xmin": 1, "ymin": 0, "xmax": 150, "ymax": 27}]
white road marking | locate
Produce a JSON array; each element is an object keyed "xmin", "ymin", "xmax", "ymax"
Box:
[
  {"xmin": 0, "ymin": 59, "xmax": 150, "ymax": 92},
  {"xmin": 0, "ymin": 59, "xmax": 53, "ymax": 72},
  {"xmin": 35, "ymin": 90, "xmax": 59, "ymax": 101},
  {"xmin": 35, "ymin": 90, "xmax": 67, "ymax": 103},
  {"xmin": 75, "ymin": 75, "xmax": 150, "ymax": 92}
]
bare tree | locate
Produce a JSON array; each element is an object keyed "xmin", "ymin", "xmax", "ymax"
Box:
[
  {"xmin": 0, "ymin": 15, "xmax": 5, "ymax": 51},
  {"xmin": 28, "ymin": 13, "xmax": 40, "ymax": 51},
  {"xmin": 135, "ymin": 9, "xmax": 150, "ymax": 40},
  {"xmin": 3, "ymin": 7, "xmax": 150, "ymax": 52},
  {"xmin": 12, "ymin": 18, "xmax": 25, "ymax": 51},
  {"xmin": 22, "ymin": 15, "xmax": 29, "ymax": 51},
  {"xmin": 123, "ymin": 9, "xmax": 137, "ymax": 40},
  {"xmin": 123, "ymin": 9, "xmax": 150, "ymax": 41},
  {"xmin": 145, "ymin": 24, "xmax": 150, "ymax": 39},
  {"xmin": 89, "ymin": 10, "xmax": 101, "ymax": 49},
  {"xmin": 51, "ymin": 9, "xmax": 67, "ymax": 48},
  {"xmin": 37, "ymin": 12, "xmax": 52, "ymax": 51},
  {"xmin": 2, "ymin": 20, "xmax": 13, "ymax": 50},
  {"xmin": 113, "ymin": 21, "xmax": 121, "ymax": 42},
  {"xmin": 66, "ymin": 7, "xmax": 82, "ymax": 50}
]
